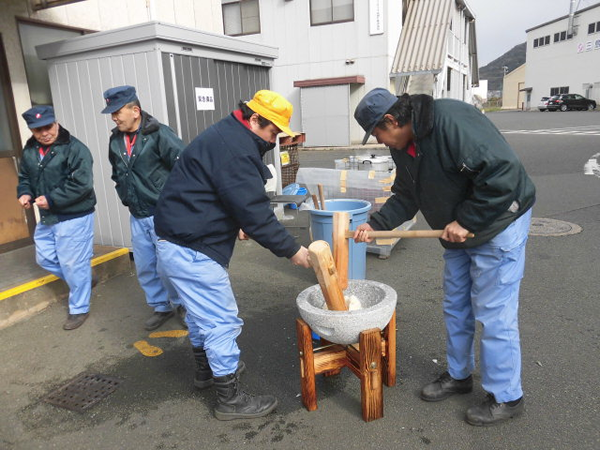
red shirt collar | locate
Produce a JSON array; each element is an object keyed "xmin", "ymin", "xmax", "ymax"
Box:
[
  {"xmin": 407, "ymin": 141, "xmax": 416, "ymax": 158},
  {"xmin": 233, "ymin": 109, "xmax": 252, "ymax": 130}
]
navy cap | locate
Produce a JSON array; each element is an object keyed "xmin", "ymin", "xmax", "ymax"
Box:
[
  {"xmin": 22, "ymin": 105, "xmax": 56, "ymax": 129},
  {"xmin": 354, "ymin": 88, "xmax": 398, "ymax": 145},
  {"xmin": 101, "ymin": 85, "xmax": 138, "ymax": 114}
]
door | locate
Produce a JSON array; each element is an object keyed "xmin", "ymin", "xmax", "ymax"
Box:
[
  {"xmin": 572, "ymin": 94, "xmax": 585, "ymax": 109},
  {"xmin": 301, "ymin": 85, "xmax": 350, "ymax": 147},
  {"xmin": 0, "ymin": 35, "xmax": 33, "ymax": 253}
]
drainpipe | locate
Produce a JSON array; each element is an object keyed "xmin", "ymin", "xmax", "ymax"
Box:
[{"xmin": 567, "ymin": 0, "xmax": 579, "ymax": 37}]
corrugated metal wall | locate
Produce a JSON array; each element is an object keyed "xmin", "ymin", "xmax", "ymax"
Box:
[
  {"xmin": 40, "ymin": 22, "xmax": 278, "ymax": 248},
  {"xmin": 391, "ymin": 0, "xmax": 453, "ymax": 76},
  {"xmin": 162, "ymin": 53, "xmax": 270, "ymax": 143},
  {"xmin": 47, "ymin": 51, "xmax": 271, "ymax": 249},
  {"xmin": 48, "ymin": 51, "xmax": 168, "ymax": 249}
]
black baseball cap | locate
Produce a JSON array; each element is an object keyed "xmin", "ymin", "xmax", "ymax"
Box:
[{"xmin": 354, "ymin": 88, "xmax": 398, "ymax": 145}]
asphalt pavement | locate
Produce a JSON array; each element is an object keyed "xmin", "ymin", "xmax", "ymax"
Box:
[{"xmin": 1, "ymin": 110, "xmax": 599, "ymax": 450}]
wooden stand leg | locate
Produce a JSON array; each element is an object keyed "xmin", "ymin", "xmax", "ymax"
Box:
[
  {"xmin": 359, "ymin": 328, "xmax": 383, "ymax": 421},
  {"xmin": 296, "ymin": 318, "xmax": 317, "ymax": 411},
  {"xmin": 382, "ymin": 310, "xmax": 397, "ymax": 387}
]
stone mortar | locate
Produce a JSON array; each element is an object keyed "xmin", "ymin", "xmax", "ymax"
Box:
[{"xmin": 296, "ymin": 279, "xmax": 397, "ymax": 345}]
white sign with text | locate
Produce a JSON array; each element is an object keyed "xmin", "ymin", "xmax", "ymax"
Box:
[
  {"xmin": 195, "ymin": 88, "xmax": 215, "ymax": 111},
  {"xmin": 369, "ymin": 0, "xmax": 384, "ymax": 35}
]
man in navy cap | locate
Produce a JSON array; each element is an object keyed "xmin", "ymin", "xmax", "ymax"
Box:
[
  {"xmin": 353, "ymin": 88, "xmax": 536, "ymax": 426},
  {"xmin": 101, "ymin": 85, "xmax": 185, "ymax": 331},
  {"xmin": 17, "ymin": 105, "xmax": 97, "ymax": 330}
]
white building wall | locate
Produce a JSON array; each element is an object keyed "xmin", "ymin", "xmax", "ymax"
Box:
[
  {"xmin": 526, "ymin": 5, "xmax": 600, "ymax": 104},
  {"xmin": 237, "ymin": 0, "xmax": 402, "ymax": 139}
]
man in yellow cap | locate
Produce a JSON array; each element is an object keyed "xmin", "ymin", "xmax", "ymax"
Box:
[{"xmin": 154, "ymin": 90, "xmax": 310, "ymax": 421}]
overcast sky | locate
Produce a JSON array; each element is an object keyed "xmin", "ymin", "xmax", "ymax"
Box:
[{"xmin": 467, "ymin": 0, "xmax": 596, "ymax": 66}]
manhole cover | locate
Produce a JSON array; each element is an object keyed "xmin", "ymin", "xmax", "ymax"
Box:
[
  {"xmin": 529, "ymin": 218, "xmax": 582, "ymax": 236},
  {"xmin": 43, "ymin": 373, "xmax": 123, "ymax": 412}
]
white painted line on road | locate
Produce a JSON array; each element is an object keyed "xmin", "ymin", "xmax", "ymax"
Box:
[{"xmin": 501, "ymin": 127, "xmax": 600, "ymax": 136}]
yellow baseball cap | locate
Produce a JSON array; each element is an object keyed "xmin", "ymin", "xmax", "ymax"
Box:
[{"xmin": 246, "ymin": 90, "xmax": 297, "ymax": 137}]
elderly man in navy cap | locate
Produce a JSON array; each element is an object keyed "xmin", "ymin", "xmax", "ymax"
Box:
[
  {"xmin": 17, "ymin": 105, "xmax": 97, "ymax": 330},
  {"xmin": 101, "ymin": 85, "xmax": 185, "ymax": 331}
]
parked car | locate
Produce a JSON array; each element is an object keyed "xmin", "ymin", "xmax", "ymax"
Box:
[
  {"xmin": 538, "ymin": 96, "xmax": 550, "ymax": 111},
  {"xmin": 546, "ymin": 94, "xmax": 597, "ymax": 112}
]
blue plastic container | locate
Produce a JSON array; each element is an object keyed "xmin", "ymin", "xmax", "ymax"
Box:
[
  {"xmin": 310, "ymin": 199, "xmax": 371, "ymax": 280},
  {"xmin": 282, "ymin": 183, "xmax": 307, "ymax": 209}
]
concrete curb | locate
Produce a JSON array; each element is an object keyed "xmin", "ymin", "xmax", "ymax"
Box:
[{"xmin": 0, "ymin": 247, "xmax": 131, "ymax": 330}]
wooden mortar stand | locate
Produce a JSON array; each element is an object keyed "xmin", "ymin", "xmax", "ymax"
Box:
[
  {"xmin": 296, "ymin": 313, "xmax": 396, "ymax": 422},
  {"xmin": 300, "ymin": 236, "xmax": 396, "ymax": 422}
]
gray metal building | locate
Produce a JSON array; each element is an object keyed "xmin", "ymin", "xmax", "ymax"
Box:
[{"xmin": 37, "ymin": 21, "xmax": 277, "ymax": 248}]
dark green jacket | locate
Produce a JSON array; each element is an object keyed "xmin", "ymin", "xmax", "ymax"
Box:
[
  {"xmin": 370, "ymin": 95, "xmax": 536, "ymax": 248},
  {"xmin": 17, "ymin": 125, "xmax": 96, "ymax": 226},
  {"xmin": 108, "ymin": 111, "xmax": 183, "ymax": 218}
]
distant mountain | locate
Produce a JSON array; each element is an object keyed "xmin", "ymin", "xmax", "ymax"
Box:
[{"xmin": 479, "ymin": 42, "xmax": 527, "ymax": 92}]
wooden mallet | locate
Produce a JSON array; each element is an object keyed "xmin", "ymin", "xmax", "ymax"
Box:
[{"xmin": 332, "ymin": 212, "xmax": 475, "ymax": 290}]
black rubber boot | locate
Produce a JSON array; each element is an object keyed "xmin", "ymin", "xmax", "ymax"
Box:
[
  {"xmin": 192, "ymin": 348, "xmax": 246, "ymax": 389},
  {"xmin": 213, "ymin": 373, "xmax": 278, "ymax": 421}
]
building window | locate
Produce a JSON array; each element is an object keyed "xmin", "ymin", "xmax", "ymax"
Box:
[
  {"xmin": 588, "ymin": 22, "xmax": 600, "ymax": 34},
  {"xmin": 17, "ymin": 20, "xmax": 86, "ymax": 106},
  {"xmin": 30, "ymin": 0, "xmax": 85, "ymax": 10},
  {"xmin": 222, "ymin": 0, "xmax": 260, "ymax": 36},
  {"xmin": 550, "ymin": 86, "xmax": 569, "ymax": 96},
  {"xmin": 447, "ymin": 67, "xmax": 452, "ymax": 92},
  {"xmin": 554, "ymin": 31, "xmax": 568, "ymax": 42},
  {"xmin": 310, "ymin": 0, "xmax": 354, "ymax": 26},
  {"xmin": 533, "ymin": 35, "xmax": 551, "ymax": 48}
]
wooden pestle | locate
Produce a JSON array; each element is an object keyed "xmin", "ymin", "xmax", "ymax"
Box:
[{"xmin": 308, "ymin": 240, "xmax": 348, "ymax": 311}]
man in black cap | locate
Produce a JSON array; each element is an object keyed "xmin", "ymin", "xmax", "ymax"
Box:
[
  {"xmin": 353, "ymin": 88, "xmax": 535, "ymax": 426},
  {"xmin": 101, "ymin": 85, "xmax": 185, "ymax": 331},
  {"xmin": 17, "ymin": 105, "xmax": 96, "ymax": 330}
]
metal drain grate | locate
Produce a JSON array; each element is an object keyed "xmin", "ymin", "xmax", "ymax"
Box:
[{"xmin": 43, "ymin": 373, "xmax": 123, "ymax": 412}]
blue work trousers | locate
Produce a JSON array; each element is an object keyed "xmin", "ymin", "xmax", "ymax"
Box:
[
  {"xmin": 156, "ymin": 239, "xmax": 243, "ymax": 376},
  {"xmin": 34, "ymin": 213, "xmax": 94, "ymax": 314},
  {"xmin": 130, "ymin": 216, "xmax": 179, "ymax": 313},
  {"xmin": 442, "ymin": 209, "xmax": 532, "ymax": 403}
]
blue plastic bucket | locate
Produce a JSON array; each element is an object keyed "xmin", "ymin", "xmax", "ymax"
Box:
[{"xmin": 310, "ymin": 199, "xmax": 371, "ymax": 279}]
